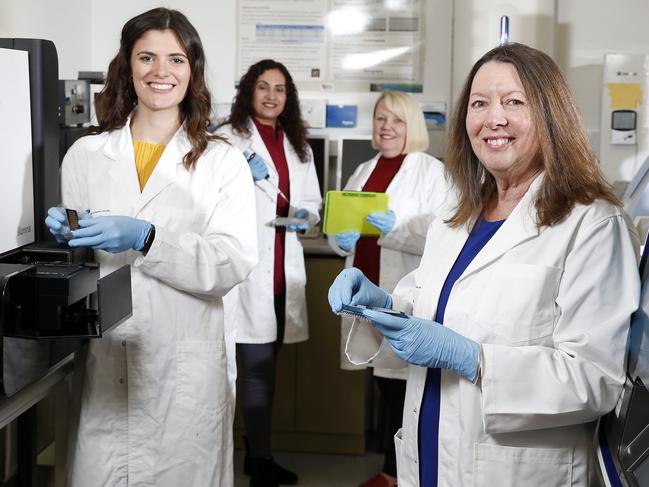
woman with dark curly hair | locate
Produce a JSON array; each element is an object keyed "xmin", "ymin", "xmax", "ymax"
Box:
[
  {"xmin": 218, "ymin": 59, "xmax": 321, "ymax": 487},
  {"xmin": 45, "ymin": 8, "xmax": 258, "ymax": 486}
]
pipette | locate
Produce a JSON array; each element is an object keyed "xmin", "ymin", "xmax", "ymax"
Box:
[{"xmin": 246, "ymin": 151, "xmax": 290, "ymax": 204}]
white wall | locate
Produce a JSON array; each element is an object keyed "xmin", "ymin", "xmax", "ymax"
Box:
[
  {"xmin": 451, "ymin": 0, "xmax": 556, "ymax": 106},
  {"xmin": 88, "ymin": 0, "xmax": 237, "ymax": 107},
  {"xmin": 556, "ymin": 0, "xmax": 649, "ymax": 159},
  {"xmin": 0, "ymin": 0, "xmax": 91, "ymax": 79}
]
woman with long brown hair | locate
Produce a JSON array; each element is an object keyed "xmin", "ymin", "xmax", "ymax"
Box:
[
  {"xmin": 329, "ymin": 43, "xmax": 640, "ymax": 486},
  {"xmin": 218, "ymin": 59, "xmax": 321, "ymax": 487},
  {"xmin": 45, "ymin": 8, "xmax": 257, "ymax": 486}
]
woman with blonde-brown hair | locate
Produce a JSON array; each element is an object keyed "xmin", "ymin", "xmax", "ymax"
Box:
[
  {"xmin": 329, "ymin": 43, "xmax": 640, "ymax": 486},
  {"xmin": 329, "ymin": 90, "xmax": 448, "ymax": 487}
]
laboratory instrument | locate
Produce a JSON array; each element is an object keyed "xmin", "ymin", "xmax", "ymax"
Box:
[
  {"xmin": 599, "ymin": 235, "xmax": 649, "ymax": 487},
  {"xmin": 0, "ymin": 38, "xmax": 132, "ymax": 397}
]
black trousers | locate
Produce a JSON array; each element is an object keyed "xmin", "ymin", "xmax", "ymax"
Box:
[
  {"xmin": 376, "ymin": 376, "xmax": 407, "ymax": 477},
  {"xmin": 236, "ymin": 293, "xmax": 286, "ymax": 458}
]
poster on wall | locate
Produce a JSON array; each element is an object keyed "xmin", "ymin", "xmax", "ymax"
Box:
[
  {"xmin": 329, "ymin": 0, "xmax": 423, "ymax": 88},
  {"xmin": 238, "ymin": 0, "xmax": 328, "ymax": 82},
  {"xmin": 237, "ymin": 0, "xmax": 425, "ymax": 91}
]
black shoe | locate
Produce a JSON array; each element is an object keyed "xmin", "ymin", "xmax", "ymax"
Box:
[
  {"xmin": 268, "ymin": 459, "xmax": 298, "ymax": 485},
  {"xmin": 247, "ymin": 456, "xmax": 299, "ymax": 486},
  {"xmin": 243, "ymin": 436, "xmax": 298, "ymax": 485},
  {"xmin": 248, "ymin": 457, "xmax": 278, "ymax": 487}
]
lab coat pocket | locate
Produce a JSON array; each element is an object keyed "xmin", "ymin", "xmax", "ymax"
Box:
[
  {"xmin": 176, "ymin": 340, "xmax": 228, "ymax": 417},
  {"xmin": 473, "ymin": 443, "xmax": 572, "ymax": 487},
  {"xmin": 474, "ymin": 264, "xmax": 561, "ymax": 343}
]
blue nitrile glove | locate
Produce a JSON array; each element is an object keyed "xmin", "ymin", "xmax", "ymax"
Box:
[
  {"xmin": 366, "ymin": 210, "xmax": 396, "ymax": 235},
  {"xmin": 362, "ymin": 309, "xmax": 481, "ymax": 382},
  {"xmin": 45, "ymin": 207, "xmax": 90, "ymax": 244},
  {"xmin": 335, "ymin": 231, "xmax": 360, "ymax": 252},
  {"xmin": 69, "ymin": 215, "xmax": 152, "ymax": 253},
  {"xmin": 243, "ymin": 150, "xmax": 269, "ymax": 181},
  {"xmin": 287, "ymin": 208, "xmax": 310, "ymax": 232},
  {"xmin": 328, "ymin": 267, "xmax": 392, "ymax": 314}
]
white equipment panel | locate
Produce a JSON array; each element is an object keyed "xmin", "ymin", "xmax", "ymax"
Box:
[{"xmin": 0, "ymin": 48, "xmax": 34, "ymax": 254}]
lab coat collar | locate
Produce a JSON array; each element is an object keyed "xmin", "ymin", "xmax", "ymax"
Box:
[
  {"xmin": 399, "ymin": 152, "xmax": 419, "ymax": 172},
  {"xmin": 458, "ymin": 172, "xmax": 543, "ymax": 281},
  {"xmin": 103, "ymin": 113, "xmax": 189, "ymax": 216},
  {"xmin": 387, "ymin": 152, "xmax": 424, "ymax": 185}
]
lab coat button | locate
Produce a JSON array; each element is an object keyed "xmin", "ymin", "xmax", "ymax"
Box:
[
  {"xmin": 119, "ymin": 378, "xmax": 124, "ymax": 384},
  {"xmin": 121, "ymin": 341, "xmax": 126, "ymax": 347},
  {"xmin": 413, "ymin": 407, "xmax": 417, "ymax": 414}
]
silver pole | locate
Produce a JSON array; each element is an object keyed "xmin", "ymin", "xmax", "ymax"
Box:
[{"xmin": 499, "ymin": 15, "xmax": 510, "ymax": 46}]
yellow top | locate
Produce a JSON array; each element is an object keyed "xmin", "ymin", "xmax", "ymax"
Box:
[{"xmin": 133, "ymin": 139, "xmax": 165, "ymax": 190}]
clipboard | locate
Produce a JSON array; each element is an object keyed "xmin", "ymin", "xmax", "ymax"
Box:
[{"xmin": 322, "ymin": 191, "xmax": 389, "ymax": 236}]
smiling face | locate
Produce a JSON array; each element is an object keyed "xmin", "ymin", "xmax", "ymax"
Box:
[
  {"xmin": 466, "ymin": 60, "xmax": 540, "ymax": 182},
  {"xmin": 252, "ymin": 68, "xmax": 287, "ymax": 127},
  {"xmin": 373, "ymin": 99, "xmax": 407, "ymax": 158},
  {"xmin": 130, "ymin": 29, "xmax": 190, "ymax": 118}
]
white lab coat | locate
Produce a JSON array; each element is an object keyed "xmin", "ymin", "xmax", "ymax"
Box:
[
  {"xmin": 218, "ymin": 121, "xmax": 322, "ymax": 344},
  {"xmin": 346, "ymin": 174, "xmax": 641, "ymax": 487},
  {"xmin": 61, "ymin": 121, "xmax": 258, "ymax": 487},
  {"xmin": 329, "ymin": 152, "xmax": 449, "ymax": 379}
]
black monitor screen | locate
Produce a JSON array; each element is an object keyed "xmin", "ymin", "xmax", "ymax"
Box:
[
  {"xmin": 307, "ymin": 136, "xmax": 327, "ymax": 196},
  {"xmin": 612, "ymin": 110, "xmax": 637, "ymax": 130},
  {"xmin": 339, "ymin": 138, "xmax": 378, "ymax": 189}
]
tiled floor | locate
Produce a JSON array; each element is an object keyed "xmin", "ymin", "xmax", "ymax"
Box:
[
  {"xmin": 233, "ymin": 449, "xmax": 384, "ymax": 487},
  {"xmin": 30, "ymin": 445, "xmax": 384, "ymax": 487}
]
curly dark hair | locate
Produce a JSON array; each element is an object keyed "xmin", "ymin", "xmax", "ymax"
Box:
[
  {"xmin": 225, "ymin": 59, "xmax": 309, "ymax": 163},
  {"xmin": 88, "ymin": 7, "xmax": 222, "ymax": 170}
]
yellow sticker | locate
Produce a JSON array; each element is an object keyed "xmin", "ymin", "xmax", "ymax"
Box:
[{"xmin": 607, "ymin": 83, "xmax": 642, "ymax": 109}]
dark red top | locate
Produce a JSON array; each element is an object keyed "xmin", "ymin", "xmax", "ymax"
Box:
[
  {"xmin": 254, "ymin": 118, "xmax": 291, "ymax": 295},
  {"xmin": 352, "ymin": 153, "xmax": 406, "ymax": 285}
]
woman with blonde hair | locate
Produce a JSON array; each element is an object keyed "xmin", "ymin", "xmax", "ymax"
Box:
[{"xmin": 330, "ymin": 91, "xmax": 448, "ymax": 487}]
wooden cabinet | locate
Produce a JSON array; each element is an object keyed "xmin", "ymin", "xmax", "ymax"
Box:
[{"xmin": 235, "ymin": 254, "xmax": 371, "ymax": 454}]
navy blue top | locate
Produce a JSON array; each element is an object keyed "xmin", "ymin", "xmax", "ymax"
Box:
[{"xmin": 419, "ymin": 217, "xmax": 505, "ymax": 486}]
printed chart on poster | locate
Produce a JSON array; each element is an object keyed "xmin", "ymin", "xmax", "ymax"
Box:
[{"xmin": 237, "ymin": 0, "xmax": 425, "ymax": 92}]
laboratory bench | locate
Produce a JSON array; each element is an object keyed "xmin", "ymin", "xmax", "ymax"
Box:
[
  {"xmin": 234, "ymin": 234, "xmax": 372, "ymax": 455},
  {"xmin": 0, "ymin": 352, "xmax": 75, "ymax": 487}
]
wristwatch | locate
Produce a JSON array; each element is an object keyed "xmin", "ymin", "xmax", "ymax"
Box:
[{"xmin": 141, "ymin": 224, "xmax": 156, "ymax": 255}]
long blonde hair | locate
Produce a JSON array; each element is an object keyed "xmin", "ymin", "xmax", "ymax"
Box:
[{"xmin": 445, "ymin": 43, "xmax": 617, "ymax": 228}]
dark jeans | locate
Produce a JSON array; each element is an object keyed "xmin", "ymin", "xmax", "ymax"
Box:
[{"xmin": 236, "ymin": 293, "xmax": 286, "ymax": 459}]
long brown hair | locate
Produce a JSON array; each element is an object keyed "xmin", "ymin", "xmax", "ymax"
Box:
[
  {"xmin": 223, "ymin": 59, "xmax": 310, "ymax": 163},
  {"xmin": 445, "ymin": 42, "xmax": 618, "ymax": 228},
  {"xmin": 88, "ymin": 7, "xmax": 221, "ymax": 170}
]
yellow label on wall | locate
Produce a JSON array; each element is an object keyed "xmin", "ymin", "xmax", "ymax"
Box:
[{"xmin": 607, "ymin": 83, "xmax": 642, "ymax": 109}]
